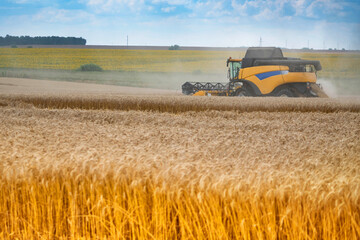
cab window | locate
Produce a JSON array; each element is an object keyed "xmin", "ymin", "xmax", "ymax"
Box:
[{"xmin": 229, "ymin": 61, "xmax": 242, "ymax": 79}]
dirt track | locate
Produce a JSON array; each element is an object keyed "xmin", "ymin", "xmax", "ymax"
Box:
[{"xmin": 0, "ymin": 77, "xmax": 180, "ymax": 95}]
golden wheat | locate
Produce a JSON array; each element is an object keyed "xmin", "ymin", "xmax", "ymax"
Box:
[{"xmin": 0, "ymin": 95, "xmax": 359, "ymax": 239}]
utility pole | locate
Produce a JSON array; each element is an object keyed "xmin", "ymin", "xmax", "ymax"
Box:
[{"xmin": 259, "ymin": 37, "xmax": 262, "ymax": 47}]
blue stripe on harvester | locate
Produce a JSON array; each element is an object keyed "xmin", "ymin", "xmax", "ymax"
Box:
[{"xmin": 256, "ymin": 70, "xmax": 282, "ymax": 80}]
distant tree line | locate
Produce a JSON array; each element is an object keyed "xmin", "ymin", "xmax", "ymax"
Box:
[{"xmin": 0, "ymin": 35, "xmax": 86, "ymax": 46}]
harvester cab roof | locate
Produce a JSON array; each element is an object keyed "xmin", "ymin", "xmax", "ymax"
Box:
[
  {"xmin": 244, "ymin": 47, "xmax": 284, "ymax": 58},
  {"xmin": 227, "ymin": 57, "xmax": 242, "ymax": 66},
  {"xmin": 240, "ymin": 47, "xmax": 322, "ymax": 71}
]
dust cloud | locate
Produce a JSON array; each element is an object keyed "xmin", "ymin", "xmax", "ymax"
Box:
[
  {"xmin": 317, "ymin": 77, "xmax": 360, "ymax": 97},
  {"xmin": 317, "ymin": 79, "xmax": 338, "ymax": 98}
]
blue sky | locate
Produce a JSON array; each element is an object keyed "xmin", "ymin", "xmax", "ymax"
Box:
[{"xmin": 1, "ymin": 0, "xmax": 359, "ymax": 49}]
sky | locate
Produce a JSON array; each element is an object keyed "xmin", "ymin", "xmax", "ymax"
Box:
[{"xmin": 1, "ymin": 0, "xmax": 360, "ymax": 49}]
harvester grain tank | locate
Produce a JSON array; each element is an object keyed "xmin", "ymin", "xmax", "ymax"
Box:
[{"xmin": 182, "ymin": 47, "xmax": 327, "ymax": 97}]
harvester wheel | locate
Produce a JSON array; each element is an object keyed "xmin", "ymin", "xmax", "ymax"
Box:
[
  {"xmin": 275, "ymin": 88, "xmax": 294, "ymax": 97},
  {"xmin": 235, "ymin": 88, "xmax": 249, "ymax": 97}
]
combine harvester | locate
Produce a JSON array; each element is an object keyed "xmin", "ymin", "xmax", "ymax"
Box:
[{"xmin": 182, "ymin": 47, "xmax": 328, "ymax": 97}]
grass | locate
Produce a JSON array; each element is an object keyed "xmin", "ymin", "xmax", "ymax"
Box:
[
  {"xmin": 0, "ymin": 96, "xmax": 359, "ymax": 239},
  {"xmin": 79, "ymin": 63, "xmax": 103, "ymax": 72}
]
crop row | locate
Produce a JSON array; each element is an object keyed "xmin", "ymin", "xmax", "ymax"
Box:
[{"xmin": 1, "ymin": 94, "xmax": 360, "ymax": 113}]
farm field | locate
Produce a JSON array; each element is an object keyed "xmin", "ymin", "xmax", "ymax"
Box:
[
  {"xmin": 1, "ymin": 48, "xmax": 360, "ymax": 95},
  {"xmin": 1, "ymin": 47, "xmax": 360, "ymax": 239},
  {"xmin": 0, "ymin": 90, "xmax": 360, "ymax": 239}
]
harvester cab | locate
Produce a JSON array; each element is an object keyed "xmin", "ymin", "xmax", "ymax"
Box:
[
  {"xmin": 227, "ymin": 57, "xmax": 242, "ymax": 81},
  {"xmin": 182, "ymin": 47, "xmax": 327, "ymax": 97}
]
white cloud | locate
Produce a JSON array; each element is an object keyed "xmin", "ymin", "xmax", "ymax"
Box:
[
  {"xmin": 305, "ymin": 0, "xmax": 345, "ymax": 18},
  {"xmin": 254, "ymin": 8, "xmax": 273, "ymax": 21},
  {"xmin": 230, "ymin": 0, "xmax": 348, "ymax": 21},
  {"xmin": 151, "ymin": 0, "xmax": 190, "ymax": 5},
  {"xmin": 9, "ymin": 0, "xmax": 52, "ymax": 4},
  {"xmin": 291, "ymin": 0, "xmax": 307, "ymax": 16},
  {"xmin": 306, "ymin": 0, "xmax": 320, "ymax": 17},
  {"xmin": 231, "ymin": 0, "xmax": 293, "ymax": 19},
  {"xmin": 81, "ymin": 0, "xmax": 145, "ymax": 13},
  {"xmin": 246, "ymin": 0, "xmax": 261, "ymax": 8},
  {"xmin": 11, "ymin": 0, "xmax": 27, "ymax": 3},
  {"xmin": 9, "ymin": 0, "xmax": 35, "ymax": 3},
  {"xmin": 231, "ymin": 0, "xmax": 249, "ymax": 16},
  {"xmin": 190, "ymin": 0, "xmax": 230, "ymax": 18},
  {"xmin": 321, "ymin": 0, "xmax": 344, "ymax": 16},
  {"xmin": 161, "ymin": 6, "xmax": 176, "ymax": 13},
  {"xmin": 33, "ymin": 7, "xmax": 95, "ymax": 23}
]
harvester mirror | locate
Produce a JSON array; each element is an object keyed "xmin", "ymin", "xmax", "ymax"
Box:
[{"xmin": 226, "ymin": 58, "xmax": 230, "ymax": 67}]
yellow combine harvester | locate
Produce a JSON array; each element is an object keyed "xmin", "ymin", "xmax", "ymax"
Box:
[{"xmin": 182, "ymin": 47, "xmax": 327, "ymax": 97}]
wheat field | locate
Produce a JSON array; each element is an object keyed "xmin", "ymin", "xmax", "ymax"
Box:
[{"xmin": 0, "ymin": 94, "xmax": 359, "ymax": 239}]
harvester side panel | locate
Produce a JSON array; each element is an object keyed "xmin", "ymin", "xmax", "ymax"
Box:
[
  {"xmin": 240, "ymin": 65, "xmax": 285, "ymax": 94},
  {"xmin": 282, "ymin": 72, "xmax": 317, "ymax": 84}
]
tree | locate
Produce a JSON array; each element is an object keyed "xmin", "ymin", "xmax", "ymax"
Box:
[{"xmin": 169, "ymin": 45, "xmax": 180, "ymax": 50}]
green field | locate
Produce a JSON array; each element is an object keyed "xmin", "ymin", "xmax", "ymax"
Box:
[{"xmin": 0, "ymin": 48, "xmax": 359, "ymax": 94}]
